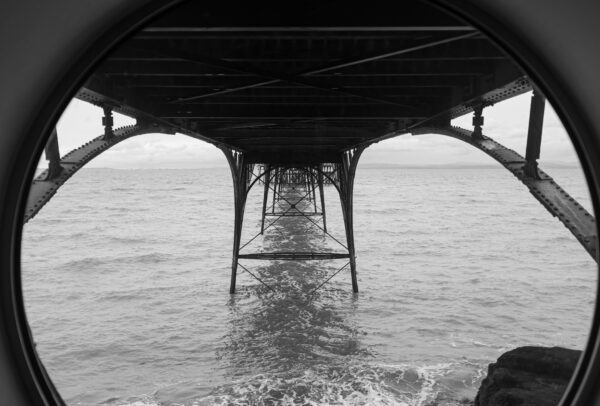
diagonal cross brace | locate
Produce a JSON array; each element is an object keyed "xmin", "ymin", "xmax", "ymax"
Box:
[{"xmin": 133, "ymin": 32, "xmax": 477, "ymax": 111}]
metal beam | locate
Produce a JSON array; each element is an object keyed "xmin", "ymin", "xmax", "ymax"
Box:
[
  {"xmin": 245, "ymin": 150, "xmax": 342, "ymax": 164},
  {"xmin": 260, "ymin": 165, "xmax": 271, "ymax": 234},
  {"xmin": 238, "ymin": 252, "xmax": 350, "ymax": 260},
  {"xmin": 75, "ymin": 87, "xmax": 237, "ymax": 151},
  {"xmin": 337, "ymin": 147, "xmax": 365, "ymax": 292},
  {"xmin": 303, "ymin": 32, "xmax": 480, "ymax": 75},
  {"xmin": 412, "ymin": 125, "xmax": 597, "ymax": 261},
  {"xmin": 222, "ymin": 148, "xmax": 249, "ymax": 294},
  {"xmin": 523, "ymin": 90, "xmax": 546, "ymax": 178},
  {"xmin": 361, "ymin": 75, "xmax": 533, "ymax": 148},
  {"xmin": 143, "ymin": 26, "xmax": 477, "ymax": 33},
  {"xmin": 108, "ymin": 55, "xmax": 505, "ymax": 63},
  {"xmin": 472, "ymin": 104, "xmax": 484, "ymax": 139},
  {"xmin": 102, "ymin": 66, "xmax": 491, "ymax": 78},
  {"xmin": 25, "ymin": 123, "xmax": 166, "ymax": 223},
  {"xmin": 205, "ymin": 133, "xmax": 372, "ymax": 142},
  {"xmin": 107, "ymin": 40, "xmax": 505, "ymax": 63},
  {"xmin": 136, "ymin": 88, "xmax": 450, "ymax": 99},
  {"xmin": 234, "ymin": 143, "xmax": 354, "ymax": 150},
  {"xmin": 318, "ymin": 165, "xmax": 328, "ymax": 233},
  {"xmin": 264, "ymin": 212, "xmax": 323, "ymax": 217},
  {"xmin": 157, "ymin": 103, "xmax": 428, "ymax": 120},
  {"xmin": 133, "ymin": 32, "xmax": 476, "ymax": 107},
  {"xmin": 113, "ymin": 75, "xmax": 472, "ymax": 88},
  {"xmin": 129, "ymin": 46, "xmax": 416, "ymax": 110},
  {"xmin": 101, "ymin": 105, "xmax": 114, "ymax": 140}
]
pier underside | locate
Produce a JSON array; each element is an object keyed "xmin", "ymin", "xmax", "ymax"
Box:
[{"xmin": 25, "ymin": 0, "xmax": 597, "ymax": 292}]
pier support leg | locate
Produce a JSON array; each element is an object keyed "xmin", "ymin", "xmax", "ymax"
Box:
[
  {"xmin": 277, "ymin": 170, "xmax": 282, "ymax": 204},
  {"xmin": 523, "ymin": 90, "xmax": 546, "ymax": 179},
  {"xmin": 44, "ymin": 128, "xmax": 63, "ymax": 181},
  {"xmin": 338, "ymin": 147, "xmax": 365, "ymax": 293},
  {"xmin": 310, "ymin": 170, "xmax": 318, "ymax": 213},
  {"xmin": 303, "ymin": 174, "xmax": 307, "ymax": 198},
  {"xmin": 223, "ymin": 149, "xmax": 249, "ymax": 294},
  {"xmin": 260, "ymin": 165, "xmax": 271, "ymax": 234},
  {"xmin": 302, "ymin": 174, "xmax": 307, "ymax": 199},
  {"xmin": 271, "ymin": 168, "xmax": 278, "ymax": 213},
  {"xmin": 318, "ymin": 165, "xmax": 327, "ymax": 233}
]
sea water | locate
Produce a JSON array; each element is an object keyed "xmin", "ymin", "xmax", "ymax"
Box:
[{"xmin": 21, "ymin": 166, "xmax": 597, "ymax": 405}]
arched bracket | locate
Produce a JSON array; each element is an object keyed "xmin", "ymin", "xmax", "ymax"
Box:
[
  {"xmin": 412, "ymin": 125, "xmax": 597, "ymax": 261},
  {"xmin": 24, "ymin": 122, "xmax": 173, "ymax": 223}
]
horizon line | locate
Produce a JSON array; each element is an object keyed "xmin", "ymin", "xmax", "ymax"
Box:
[{"xmin": 35, "ymin": 162, "xmax": 583, "ymax": 171}]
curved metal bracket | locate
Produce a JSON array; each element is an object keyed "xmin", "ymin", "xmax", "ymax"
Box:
[
  {"xmin": 412, "ymin": 125, "xmax": 597, "ymax": 261},
  {"xmin": 24, "ymin": 123, "xmax": 171, "ymax": 223}
]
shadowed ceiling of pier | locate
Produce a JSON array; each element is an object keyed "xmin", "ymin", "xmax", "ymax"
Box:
[{"xmin": 80, "ymin": 0, "xmax": 527, "ymax": 163}]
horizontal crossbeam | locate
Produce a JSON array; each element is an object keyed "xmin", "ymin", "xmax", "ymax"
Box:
[
  {"xmin": 238, "ymin": 252, "xmax": 351, "ymax": 260},
  {"xmin": 157, "ymin": 101, "xmax": 428, "ymax": 120},
  {"xmin": 264, "ymin": 212, "xmax": 323, "ymax": 217},
  {"xmin": 142, "ymin": 26, "xmax": 477, "ymax": 33},
  {"xmin": 111, "ymin": 75, "xmax": 473, "ymax": 89}
]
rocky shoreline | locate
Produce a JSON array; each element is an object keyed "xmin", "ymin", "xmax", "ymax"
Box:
[{"xmin": 474, "ymin": 346, "xmax": 581, "ymax": 406}]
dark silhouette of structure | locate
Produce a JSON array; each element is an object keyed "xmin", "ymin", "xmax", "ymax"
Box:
[{"xmin": 24, "ymin": 1, "xmax": 597, "ymax": 293}]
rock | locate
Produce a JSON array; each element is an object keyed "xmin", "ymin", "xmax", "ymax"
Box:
[{"xmin": 475, "ymin": 346, "xmax": 581, "ymax": 406}]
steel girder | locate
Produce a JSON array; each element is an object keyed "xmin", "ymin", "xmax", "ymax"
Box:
[
  {"xmin": 224, "ymin": 158, "xmax": 360, "ymax": 293},
  {"xmin": 24, "ymin": 123, "xmax": 170, "ymax": 223},
  {"xmin": 412, "ymin": 125, "xmax": 597, "ymax": 261}
]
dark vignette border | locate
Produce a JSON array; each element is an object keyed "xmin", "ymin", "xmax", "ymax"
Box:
[
  {"xmin": 0, "ymin": 1, "xmax": 598, "ymax": 405},
  {"xmin": 2, "ymin": 1, "xmax": 184, "ymax": 404}
]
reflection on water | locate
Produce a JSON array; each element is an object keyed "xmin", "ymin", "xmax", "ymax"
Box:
[
  {"xmin": 221, "ymin": 264, "xmax": 367, "ymax": 377},
  {"xmin": 207, "ymin": 197, "xmax": 375, "ymax": 403},
  {"xmin": 166, "ymin": 197, "xmax": 469, "ymax": 405}
]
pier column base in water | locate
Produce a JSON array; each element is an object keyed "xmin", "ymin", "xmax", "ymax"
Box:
[
  {"xmin": 224, "ymin": 157, "xmax": 362, "ymax": 293},
  {"xmin": 260, "ymin": 165, "xmax": 271, "ymax": 234},
  {"xmin": 318, "ymin": 165, "xmax": 327, "ymax": 233},
  {"xmin": 224, "ymin": 149, "xmax": 250, "ymax": 294},
  {"xmin": 338, "ymin": 147, "xmax": 365, "ymax": 293}
]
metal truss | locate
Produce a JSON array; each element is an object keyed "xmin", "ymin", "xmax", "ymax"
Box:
[
  {"xmin": 223, "ymin": 153, "xmax": 364, "ymax": 294},
  {"xmin": 411, "ymin": 125, "xmax": 597, "ymax": 261},
  {"xmin": 24, "ymin": 122, "xmax": 169, "ymax": 223}
]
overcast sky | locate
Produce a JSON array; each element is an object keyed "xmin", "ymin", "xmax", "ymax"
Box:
[{"xmin": 48, "ymin": 91, "xmax": 580, "ymax": 169}]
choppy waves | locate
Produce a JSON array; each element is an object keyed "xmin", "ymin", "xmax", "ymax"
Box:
[{"xmin": 98, "ymin": 362, "xmax": 483, "ymax": 406}]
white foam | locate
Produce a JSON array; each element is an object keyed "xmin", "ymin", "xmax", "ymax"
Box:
[
  {"xmin": 187, "ymin": 361, "xmax": 479, "ymax": 406},
  {"xmin": 109, "ymin": 394, "xmax": 160, "ymax": 406}
]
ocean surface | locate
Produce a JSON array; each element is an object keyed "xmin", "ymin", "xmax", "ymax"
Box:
[{"xmin": 21, "ymin": 166, "xmax": 597, "ymax": 405}]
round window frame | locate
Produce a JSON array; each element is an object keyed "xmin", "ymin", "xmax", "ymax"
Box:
[{"xmin": 0, "ymin": 1, "xmax": 598, "ymax": 405}]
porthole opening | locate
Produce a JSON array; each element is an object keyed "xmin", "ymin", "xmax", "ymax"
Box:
[{"xmin": 19, "ymin": 1, "xmax": 598, "ymax": 405}]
